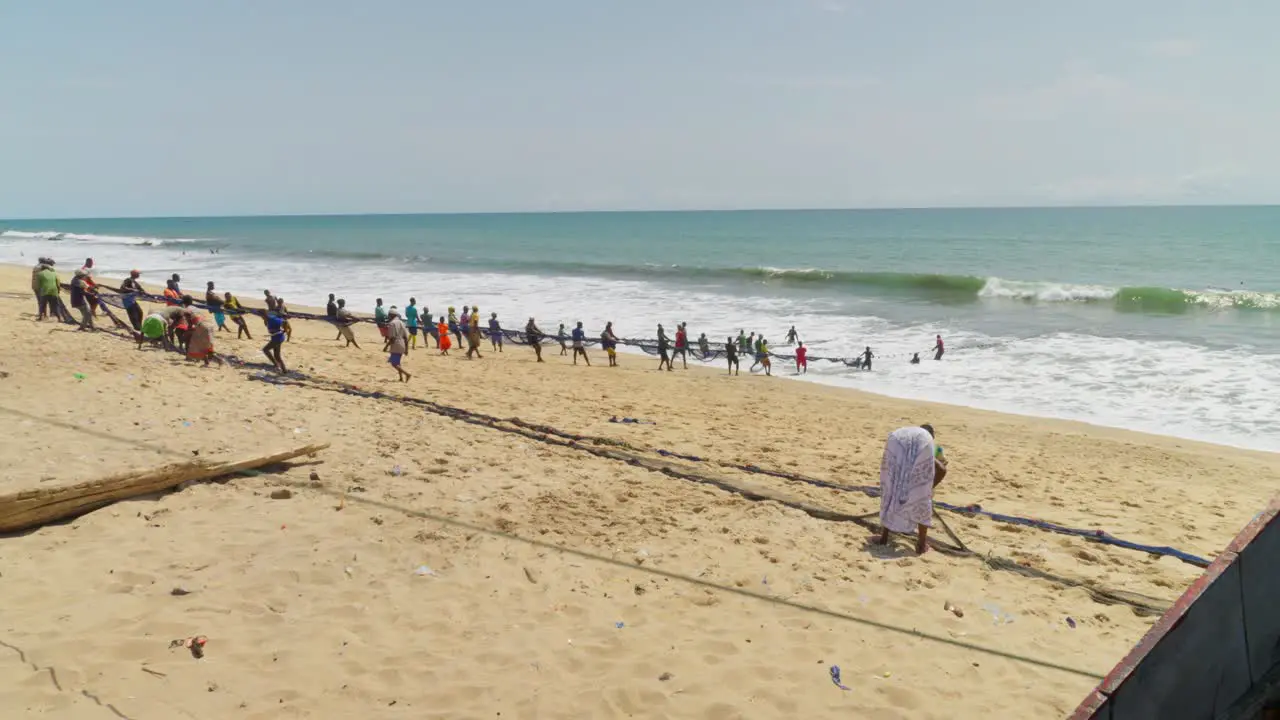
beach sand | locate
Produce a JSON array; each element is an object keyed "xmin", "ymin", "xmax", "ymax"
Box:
[{"xmin": 1, "ymin": 263, "xmax": 1277, "ymax": 719}]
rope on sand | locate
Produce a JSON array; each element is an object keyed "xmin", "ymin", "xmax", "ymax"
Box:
[{"xmin": 83, "ymin": 289, "xmax": 1210, "ymax": 568}]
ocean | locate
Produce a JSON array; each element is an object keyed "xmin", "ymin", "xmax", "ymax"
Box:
[{"xmin": 3, "ymin": 207, "xmax": 1279, "ymax": 451}]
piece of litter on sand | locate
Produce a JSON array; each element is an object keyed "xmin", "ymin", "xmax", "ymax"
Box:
[
  {"xmin": 1066, "ymin": 617, "xmax": 1077, "ymax": 629},
  {"xmin": 829, "ymin": 665, "xmax": 850, "ymax": 690},
  {"xmin": 168, "ymin": 635, "xmax": 207, "ymax": 659},
  {"xmin": 658, "ymin": 672, "xmax": 673, "ymax": 682},
  {"xmin": 73, "ymin": 372, "xmax": 86, "ymax": 380},
  {"xmin": 615, "ymin": 621, "xmax": 625, "ymax": 629},
  {"xmin": 413, "ymin": 565, "xmax": 438, "ymax": 577},
  {"xmin": 170, "ymin": 587, "xmax": 192, "ymax": 596}
]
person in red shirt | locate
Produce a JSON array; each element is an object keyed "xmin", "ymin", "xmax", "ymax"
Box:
[
  {"xmin": 673, "ymin": 323, "xmax": 689, "ymax": 369},
  {"xmin": 795, "ymin": 342, "xmax": 808, "ymax": 374},
  {"xmin": 934, "ymin": 334, "xmax": 945, "ymax": 360}
]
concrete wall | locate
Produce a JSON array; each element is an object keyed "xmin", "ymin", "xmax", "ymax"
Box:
[{"xmin": 1071, "ymin": 496, "xmax": 1280, "ymax": 720}]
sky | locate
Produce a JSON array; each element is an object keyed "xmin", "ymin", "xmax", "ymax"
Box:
[{"xmin": 3, "ymin": 1, "xmax": 1279, "ymax": 218}]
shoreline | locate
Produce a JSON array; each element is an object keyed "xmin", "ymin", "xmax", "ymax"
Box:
[
  {"xmin": 5, "ymin": 261, "xmax": 1271, "ymax": 458},
  {"xmin": 4, "ymin": 261, "xmax": 1280, "ymax": 717}
]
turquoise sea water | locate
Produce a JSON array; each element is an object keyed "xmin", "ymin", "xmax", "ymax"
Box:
[{"xmin": 4, "ymin": 207, "xmax": 1279, "ymax": 449}]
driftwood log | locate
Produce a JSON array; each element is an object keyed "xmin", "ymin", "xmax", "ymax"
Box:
[{"xmin": 0, "ymin": 442, "xmax": 329, "ymax": 534}]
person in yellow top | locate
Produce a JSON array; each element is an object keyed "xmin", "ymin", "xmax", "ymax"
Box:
[
  {"xmin": 466, "ymin": 306, "xmax": 484, "ymax": 359},
  {"xmin": 223, "ymin": 292, "xmax": 252, "ymax": 339}
]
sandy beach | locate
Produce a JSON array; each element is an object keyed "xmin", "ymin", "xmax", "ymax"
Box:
[{"xmin": 2, "ymin": 263, "xmax": 1277, "ymax": 719}]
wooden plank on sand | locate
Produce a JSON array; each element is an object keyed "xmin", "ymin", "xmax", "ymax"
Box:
[{"xmin": 0, "ymin": 442, "xmax": 329, "ymax": 533}]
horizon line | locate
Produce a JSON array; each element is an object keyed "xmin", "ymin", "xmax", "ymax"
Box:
[{"xmin": 4, "ymin": 201, "xmax": 1278, "ymax": 223}]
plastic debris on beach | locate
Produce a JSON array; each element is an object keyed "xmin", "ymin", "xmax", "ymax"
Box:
[
  {"xmin": 413, "ymin": 565, "xmax": 438, "ymax": 577},
  {"xmin": 829, "ymin": 665, "xmax": 851, "ymax": 690}
]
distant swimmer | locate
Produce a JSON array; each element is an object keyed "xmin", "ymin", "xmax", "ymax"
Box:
[
  {"xmin": 725, "ymin": 336, "xmax": 739, "ymax": 375},
  {"xmin": 602, "ymin": 322, "xmax": 619, "ymax": 366},
  {"xmin": 571, "ymin": 321, "xmax": 590, "ymax": 366},
  {"xmin": 934, "ymin": 334, "xmax": 944, "ymax": 361},
  {"xmin": 795, "ymin": 342, "xmax": 807, "ymax": 374},
  {"xmin": 786, "ymin": 325, "xmax": 799, "ymax": 345},
  {"xmin": 910, "ymin": 352, "xmax": 921, "ymax": 364},
  {"xmin": 525, "ymin": 317, "xmax": 544, "ymax": 362},
  {"xmin": 862, "ymin": 346, "xmax": 874, "ymax": 371},
  {"xmin": 844, "ymin": 355, "xmax": 863, "ymax": 370}
]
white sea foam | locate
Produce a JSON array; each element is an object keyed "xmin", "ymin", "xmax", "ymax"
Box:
[
  {"xmin": 0, "ymin": 229, "xmax": 204, "ymax": 247},
  {"xmin": 978, "ymin": 277, "xmax": 1117, "ymax": 302},
  {"xmin": 2, "ymin": 237, "xmax": 1277, "ymax": 452}
]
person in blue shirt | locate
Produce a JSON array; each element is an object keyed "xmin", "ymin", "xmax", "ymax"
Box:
[
  {"xmin": 263, "ymin": 310, "xmax": 288, "ymax": 373},
  {"xmin": 405, "ymin": 298, "xmax": 420, "ymax": 349},
  {"xmin": 571, "ymin": 321, "xmax": 590, "ymax": 366},
  {"xmin": 488, "ymin": 313, "xmax": 503, "ymax": 352}
]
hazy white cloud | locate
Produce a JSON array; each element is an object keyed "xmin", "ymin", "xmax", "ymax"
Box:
[
  {"xmin": 736, "ymin": 73, "xmax": 880, "ymax": 91},
  {"xmin": 820, "ymin": 1, "xmax": 848, "ymax": 13},
  {"xmin": 1140, "ymin": 38, "xmax": 1201, "ymax": 59},
  {"xmin": 1036, "ymin": 166, "xmax": 1242, "ymax": 205}
]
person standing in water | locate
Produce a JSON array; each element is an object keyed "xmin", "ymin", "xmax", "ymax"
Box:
[
  {"xmin": 571, "ymin": 321, "xmax": 590, "ymax": 366},
  {"xmin": 725, "ymin": 336, "xmax": 739, "ymax": 376},
  {"xmin": 525, "ymin": 317, "xmax": 544, "ymax": 362},
  {"xmin": 910, "ymin": 353, "xmax": 921, "ymax": 365},
  {"xmin": 934, "ymin": 334, "xmax": 944, "ymax": 361},
  {"xmin": 786, "ymin": 326, "xmax": 799, "ymax": 345},
  {"xmin": 795, "ymin": 342, "xmax": 808, "ymax": 374},
  {"xmin": 862, "ymin": 346, "xmax": 874, "ymax": 371},
  {"xmin": 697, "ymin": 332, "xmax": 710, "ymax": 358}
]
